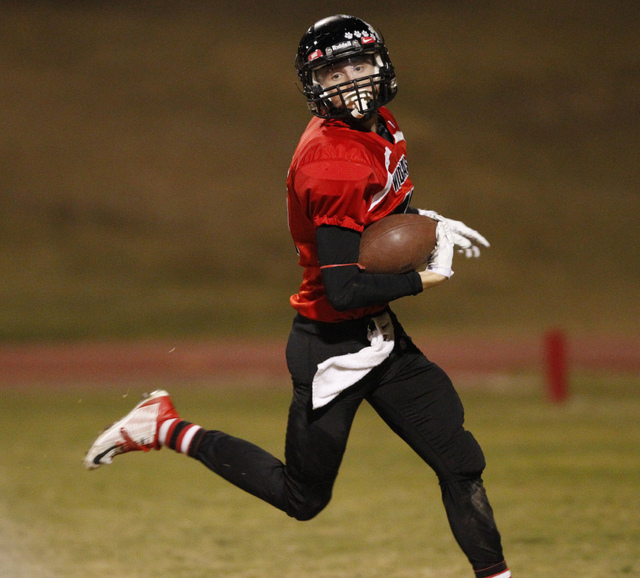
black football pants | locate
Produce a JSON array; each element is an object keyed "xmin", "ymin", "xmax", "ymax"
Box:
[{"xmin": 195, "ymin": 310, "xmax": 505, "ymax": 570}]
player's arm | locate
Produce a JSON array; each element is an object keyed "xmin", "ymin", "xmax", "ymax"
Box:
[
  {"xmin": 418, "ymin": 269, "xmax": 449, "ymax": 289},
  {"xmin": 317, "ymin": 225, "xmax": 430, "ymax": 311}
]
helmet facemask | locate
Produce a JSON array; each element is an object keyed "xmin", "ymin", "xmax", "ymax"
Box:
[{"xmin": 309, "ymin": 54, "xmax": 389, "ymax": 120}]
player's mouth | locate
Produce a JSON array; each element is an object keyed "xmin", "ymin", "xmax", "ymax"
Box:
[{"xmin": 343, "ymin": 88, "xmax": 374, "ymax": 118}]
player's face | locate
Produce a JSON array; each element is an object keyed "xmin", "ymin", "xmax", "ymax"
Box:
[
  {"xmin": 314, "ymin": 55, "xmax": 378, "ymax": 117},
  {"xmin": 314, "ymin": 56, "xmax": 377, "ymax": 88}
]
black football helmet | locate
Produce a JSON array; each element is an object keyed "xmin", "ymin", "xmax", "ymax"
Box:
[{"xmin": 295, "ymin": 15, "xmax": 397, "ymax": 120}]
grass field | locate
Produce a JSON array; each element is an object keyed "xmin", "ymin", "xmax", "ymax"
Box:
[{"xmin": 1, "ymin": 372, "xmax": 639, "ymax": 577}]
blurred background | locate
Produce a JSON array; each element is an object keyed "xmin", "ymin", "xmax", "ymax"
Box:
[{"xmin": 1, "ymin": 0, "xmax": 638, "ymax": 342}]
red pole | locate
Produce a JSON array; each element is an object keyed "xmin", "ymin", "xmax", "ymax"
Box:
[{"xmin": 544, "ymin": 329, "xmax": 569, "ymax": 403}]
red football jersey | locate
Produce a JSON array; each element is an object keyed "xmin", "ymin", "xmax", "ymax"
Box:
[{"xmin": 287, "ymin": 107, "xmax": 414, "ymax": 322}]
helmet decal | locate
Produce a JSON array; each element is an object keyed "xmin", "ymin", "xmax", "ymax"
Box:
[
  {"xmin": 325, "ymin": 40, "xmax": 360, "ymax": 58},
  {"xmin": 345, "ymin": 29, "xmax": 379, "ymax": 41}
]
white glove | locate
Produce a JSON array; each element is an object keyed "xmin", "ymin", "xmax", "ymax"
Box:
[
  {"xmin": 418, "ymin": 209, "xmax": 490, "ymax": 258},
  {"xmin": 426, "ymin": 220, "xmax": 454, "ymax": 278}
]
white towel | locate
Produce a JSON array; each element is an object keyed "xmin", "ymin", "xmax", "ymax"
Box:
[{"xmin": 312, "ymin": 312, "xmax": 395, "ymax": 409}]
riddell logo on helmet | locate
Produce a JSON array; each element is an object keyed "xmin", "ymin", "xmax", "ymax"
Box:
[
  {"xmin": 361, "ymin": 36, "xmax": 375, "ymax": 44},
  {"xmin": 331, "ymin": 41, "xmax": 353, "ymax": 52},
  {"xmin": 308, "ymin": 49, "xmax": 323, "ymax": 62}
]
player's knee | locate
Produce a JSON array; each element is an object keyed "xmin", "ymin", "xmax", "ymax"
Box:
[
  {"xmin": 442, "ymin": 430, "xmax": 486, "ymax": 482},
  {"xmin": 286, "ymin": 484, "xmax": 332, "ymax": 521},
  {"xmin": 290, "ymin": 501, "xmax": 329, "ymax": 521}
]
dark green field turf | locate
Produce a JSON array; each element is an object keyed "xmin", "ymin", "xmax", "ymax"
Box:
[{"xmin": 2, "ymin": 372, "xmax": 638, "ymax": 576}]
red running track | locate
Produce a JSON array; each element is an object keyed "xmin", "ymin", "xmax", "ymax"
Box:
[{"xmin": 0, "ymin": 334, "xmax": 638, "ymax": 385}]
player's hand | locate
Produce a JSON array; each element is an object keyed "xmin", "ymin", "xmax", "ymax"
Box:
[
  {"xmin": 425, "ymin": 220, "xmax": 454, "ymax": 279},
  {"xmin": 418, "ymin": 209, "xmax": 490, "ymax": 258}
]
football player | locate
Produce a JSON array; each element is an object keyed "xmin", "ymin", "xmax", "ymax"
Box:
[{"xmin": 85, "ymin": 14, "xmax": 509, "ymax": 578}]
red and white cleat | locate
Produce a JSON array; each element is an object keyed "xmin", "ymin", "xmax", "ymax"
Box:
[{"xmin": 84, "ymin": 390, "xmax": 179, "ymax": 470}]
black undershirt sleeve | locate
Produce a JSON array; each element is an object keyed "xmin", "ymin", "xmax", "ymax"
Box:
[{"xmin": 316, "ymin": 224, "xmax": 423, "ymax": 312}]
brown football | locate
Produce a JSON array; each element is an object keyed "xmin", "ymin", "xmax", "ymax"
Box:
[{"xmin": 358, "ymin": 213, "xmax": 437, "ymax": 274}]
